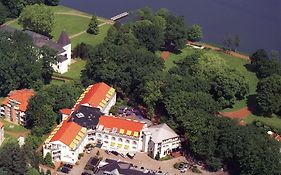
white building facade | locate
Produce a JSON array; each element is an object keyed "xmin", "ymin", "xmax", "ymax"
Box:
[{"xmin": 143, "ymin": 124, "xmax": 181, "ymax": 158}]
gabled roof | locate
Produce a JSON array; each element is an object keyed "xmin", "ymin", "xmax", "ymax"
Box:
[
  {"xmin": 46, "ymin": 118, "xmax": 87, "ymax": 150},
  {"xmin": 2, "ymin": 89, "xmax": 35, "ymax": 112},
  {"xmin": 97, "ymin": 116, "xmax": 144, "ymax": 137},
  {"xmin": 57, "ymin": 31, "xmax": 71, "ymax": 46},
  {"xmin": 147, "ymin": 123, "xmax": 178, "ymax": 143},
  {"xmin": 73, "ymin": 82, "xmax": 115, "ymax": 111}
]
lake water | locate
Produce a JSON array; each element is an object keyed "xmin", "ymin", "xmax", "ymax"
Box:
[{"xmin": 60, "ymin": 0, "xmax": 281, "ymax": 55}]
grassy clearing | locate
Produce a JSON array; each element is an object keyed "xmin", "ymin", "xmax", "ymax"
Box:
[
  {"xmin": 71, "ymin": 24, "xmax": 111, "ymax": 47},
  {"xmin": 0, "ymin": 119, "xmax": 28, "ymax": 133},
  {"xmin": 163, "ymin": 47, "xmax": 196, "ymax": 70},
  {"xmin": 62, "ymin": 59, "xmax": 86, "ymax": 80},
  {"xmin": 6, "ymin": 5, "xmax": 110, "ymax": 44},
  {"xmin": 52, "ymin": 14, "xmax": 91, "ymax": 40},
  {"xmin": 50, "ymin": 79, "xmax": 65, "ymax": 86},
  {"xmin": 244, "ymin": 114, "xmax": 281, "ymax": 130}
]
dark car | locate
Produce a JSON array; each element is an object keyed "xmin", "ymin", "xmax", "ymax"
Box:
[
  {"xmin": 64, "ymin": 164, "xmax": 73, "ymax": 169},
  {"xmin": 111, "ymin": 151, "xmax": 119, "ymax": 156},
  {"xmin": 61, "ymin": 167, "xmax": 70, "ymax": 174}
]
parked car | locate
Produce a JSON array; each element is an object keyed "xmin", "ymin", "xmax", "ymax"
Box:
[
  {"xmin": 64, "ymin": 164, "xmax": 73, "ymax": 169},
  {"xmin": 61, "ymin": 167, "xmax": 70, "ymax": 174},
  {"xmin": 127, "ymin": 153, "xmax": 135, "ymax": 159},
  {"xmin": 105, "ymin": 150, "xmax": 111, "ymax": 155},
  {"xmin": 120, "ymin": 153, "xmax": 126, "ymax": 158},
  {"xmin": 111, "ymin": 151, "xmax": 119, "ymax": 156}
]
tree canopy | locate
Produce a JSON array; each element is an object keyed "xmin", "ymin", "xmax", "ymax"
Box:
[
  {"xmin": 0, "ymin": 31, "xmax": 56, "ymax": 96},
  {"xmin": 19, "ymin": 4, "xmax": 54, "ymax": 36},
  {"xmin": 87, "ymin": 14, "xmax": 99, "ymax": 35},
  {"xmin": 256, "ymin": 74, "xmax": 281, "ymax": 116}
]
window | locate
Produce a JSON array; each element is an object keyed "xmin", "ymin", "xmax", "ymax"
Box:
[
  {"xmin": 126, "ymin": 139, "xmax": 130, "ymax": 144},
  {"xmin": 105, "ymin": 135, "xmax": 109, "ymax": 139}
]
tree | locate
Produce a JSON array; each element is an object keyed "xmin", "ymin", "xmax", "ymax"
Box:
[
  {"xmin": 43, "ymin": 153, "xmax": 55, "ymax": 167},
  {"xmin": 133, "ymin": 19, "xmax": 164, "ymax": 52},
  {"xmin": 206, "ymin": 157, "xmax": 223, "ymax": 172},
  {"xmin": 0, "ymin": 142, "xmax": 28, "ymax": 175},
  {"xmin": 26, "ymin": 91, "xmax": 55, "ymax": 135},
  {"xmin": 44, "ymin": 0, "xmax": 59, "ymax": 6},
  {"xmin": 250, "ymin": 49, "xmax": 281, "ymax": 78},
  {"xmin": 165, "ymin": 91, "xmax": 219, "ymax": 117},
  {"xmin": 256, "ymin": 74, "xmax": 281, "ymax": 115},
  {"xmin": 40, "ymin": 46, "xmax": 57, "ymax": 84},
  {"xmin": 1, "ymin": 0, "xmax": 24, "ymax": 17},
  {"xmin": 26, "ymin": 168, "xmax": 40, "ymax": 175},
  {"xmin": 222, "ymin": 34, "xmax": 240, "ymax": 52},
  {"xmin": 164, "ymin": 15, "xmax": 188, "ymax": 51},
  {"xmin": 81, "ymin": 44, "xmax": 164, "ymax": 98},
  {"xmin": 0, "ymin": 31, "xmax": 52, "ymax": 96},
  {"xmin": 188, "ymin": 24, "xmax": 203, "ymax": 42},
  {"xmin": 87, "ymin": 14, "xmax": 99, "ymax": 35},
  {"xmin": 18, "ymin": 4, "xmax": 54, "ymax": 36},
  {"xmin": 211, "ymin": 70, "xmax": 249, "ymax": 107},
  {"xmin": 0, "ymin": 2, "xmax": 8, "ymax": 24}
]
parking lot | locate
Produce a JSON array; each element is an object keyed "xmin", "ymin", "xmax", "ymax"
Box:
[{"xmin": 56, "ymin": 147, "xmax": 227, "ymax": 175}]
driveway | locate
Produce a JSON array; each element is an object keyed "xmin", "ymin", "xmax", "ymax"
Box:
[{"xmin": 57, "ymin": 147, "xmax": 227, "ymax": 175}]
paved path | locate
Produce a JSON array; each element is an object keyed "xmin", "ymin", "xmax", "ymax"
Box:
[
  {"xmin": 65, "ymin": 148, "xmax": 227, "ymax": 175},
  {"xmin": 69, "ymin": 22, "xmax": 109, "ymax": 39}
]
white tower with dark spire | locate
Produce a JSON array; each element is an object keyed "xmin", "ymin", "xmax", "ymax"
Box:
[{"xmin": 55, "ymin": 31, "xmax": 72, "ymax": 73}]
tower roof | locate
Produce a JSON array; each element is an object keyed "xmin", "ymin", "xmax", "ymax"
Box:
[{"xmin": 57, "ymin": 31, "xmax": 71, "ymax": 46}]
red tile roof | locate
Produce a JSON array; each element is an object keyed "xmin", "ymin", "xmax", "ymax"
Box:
[
  {"xmin": 74, "ymin": 82, "xmax": 114, "ymax": 110},
  {"xmin": 2, "ymin": 89, "xmax": 35, "ymax": 112},
  {"xmin": 50, "ymin": 121, "xmax": 82, "ymax": 146},
  {"xmin": 60, "ymin": 108, "xmax": 72, "ymax": 115},
  {"xmin": 98, "ymin": 116, "xmax": 144, "ymax": 137}
]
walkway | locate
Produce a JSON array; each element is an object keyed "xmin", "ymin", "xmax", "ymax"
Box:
[{"xmin": 69, "ymin": 22, "xmax": 109, "ymax": 39}]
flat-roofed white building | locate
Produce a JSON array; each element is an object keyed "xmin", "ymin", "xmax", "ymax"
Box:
[{"xmin": 143, "ymin": 123, "xmax": 181, "ymax": 158}]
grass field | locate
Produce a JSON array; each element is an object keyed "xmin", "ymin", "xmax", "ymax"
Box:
[
  {"xmin": 6, "ymin": 5, "xmax": 111, "ymax": 46},
  {"xmin": 52, "ymin": 14, "xmax": 91, "ymax": 40},
  {"xmin": 162, "ymin": 47, "xmax": 196, "ymax": 70},
  {"xmin": 244, "ymin": 114, "xmax": 281, "ymax": 129},
  {"xmin": 71, "ymin": 24, "xmax": 111, "ymax": 47},
  {"xmin": 0, "ymin": 119, "xmax": 29, "ymax": 133},
  {"xmin": 62, "ymin": 59, "xmax": 86, "ymax": 80}
]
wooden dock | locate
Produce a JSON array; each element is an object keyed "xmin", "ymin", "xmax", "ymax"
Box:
[{"xmin": 110, "ymin": 12, "xmax": 129, "ymax": 21}]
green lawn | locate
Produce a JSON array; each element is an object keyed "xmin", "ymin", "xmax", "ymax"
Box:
[
  {"xmin": 61, "ymin": 59, "xmax": 86, "ymax": 80},
  {"xmin": 6, "ymin": 5, "xmax": 110, "ymax": 45},
  {"xmin": 244, "ymin": 114, "xmax": 281, "ymax": 130},
  {"xmin": 0, "ymin": 119, "xmax": 28, "ymax": 133},
  {"xmin": 163, "ymin": 47, "xmax": 196, "ymax": 70},
  {"xmin": 71, "ymin": 24, "xmax": 111, "ymax": 47},
  {"xmin": 52, "ymin": 14, "xmax": 91, "ymax": 40},
  {"xmin": 50, "ymin": 79, "xmax": 65, "ymax": 86},
  {"xmin": 206, "ymin": 51, "xmax": 258, "ymax": 112}
]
